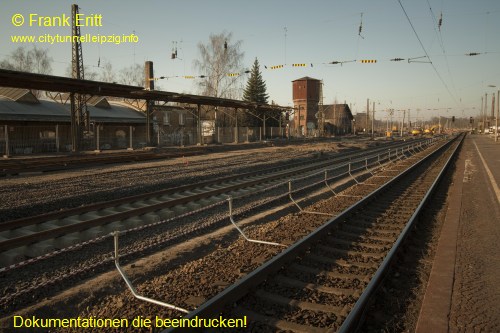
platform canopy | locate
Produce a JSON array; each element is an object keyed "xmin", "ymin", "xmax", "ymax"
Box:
[{"xmin": 0, "ymin": 69, "xmax": 289, "ymax": 112}]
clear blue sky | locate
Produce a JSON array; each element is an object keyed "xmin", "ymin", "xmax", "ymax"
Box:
[{"xmin": 1, "ymin": 0, "xmax": 499, "ymax": 120}]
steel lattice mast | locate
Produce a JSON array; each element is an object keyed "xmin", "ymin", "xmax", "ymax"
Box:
[{"xmin": 70, "ymin": 3, "xmax": 88, "ymax": 152}]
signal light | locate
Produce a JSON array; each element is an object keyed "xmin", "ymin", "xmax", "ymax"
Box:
[{"xmin": 360, "ymin": 60, "xmax": 377, "ymax": 63}]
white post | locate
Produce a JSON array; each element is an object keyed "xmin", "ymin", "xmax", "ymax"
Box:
[
  {"xmin": 4, "ymin": 125, "xmax": 9, "ymax": 158},
  {"xmin": 234, "ymin": 108, "xmax": 238, "ymax": 143},
  {"xmin": 128, "ymin": 126, "xmax": 133, "ymax": 150},
  {"xmin": 96, "ymin": 124, "xmax": 100, "ymax": 152},
  {"xmin": 55, "ymin": 124, "xmax": 60, "ymax": 152},
  {"xmin": 263, "ymin": 114, "xmax": 266, "ymax": 139}
]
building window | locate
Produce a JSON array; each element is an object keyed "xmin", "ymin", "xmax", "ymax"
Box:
[
  {"xmin": 163, "ymin": 112, "xmax": 170, "ymax": 125},
  {"xmin": 179, "ymin": 113, "xmax": 185, "ymax": 125}
]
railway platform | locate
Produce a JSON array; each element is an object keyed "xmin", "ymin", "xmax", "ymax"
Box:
[{"xmin": 416, "ymin": 134, "xmax": 500, "ymax": 333}]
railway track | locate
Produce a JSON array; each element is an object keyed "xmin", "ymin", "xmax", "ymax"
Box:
[
  {"xmin": 0, "ymin": 138, "xmax": 432, "ymax": 269},
  {"xmin": 0, "ymin": 147, "xmax": 205, "ymax": 177},
  {"xmin": 161, "ymin": 133, "xmax": 463, "ymax": 333},
  {"xmin": 0, "ymin": 137, "xmax": 449, "ymax": 321}
]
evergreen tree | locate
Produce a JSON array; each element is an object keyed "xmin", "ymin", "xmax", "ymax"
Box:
[
  {"xmin": 243, "ymin": 58, "xmax": 273, "ymax": 126},
  {"xmin": 243, "ymin": 58, "xmax": 269, "ymax": 104}
]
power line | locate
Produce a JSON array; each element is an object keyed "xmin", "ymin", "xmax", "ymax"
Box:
[
  {"xmin": 426, "ymin": 0, "xmax": 458, "ymax": 96},
  {"xmin": 397, "ymin": 0, "xmax": 458, "ymax": 105}
]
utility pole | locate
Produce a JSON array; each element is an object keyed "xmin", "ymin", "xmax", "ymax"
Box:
[
  {"xmin": 333, "ymin": 104, "xmax": 336, "ymax": 136},
  {"xmin": 366, "ymin": 98, "xmax": 369, "ymax": 135},
  {"xmin": 386, "ymin": 110, "xmax": 389, "ymax": 134},
  {"xmin": 480, "ymin": 96, "xmax": 484, "ymax": 133},
  {"xmin": 492, "ymin": 93, "xmax": 495, "ymax": 133},
  {"xmin": 371, "ymin": 101, "xmax": 375, "ymax": 139},
  {"xmin": 318, "ymin": 81, "xmax": 325, "ymax": 137},
  {"xmin": 408, "ymin": 109, "xmax": 411, "ymax": 131},
  {"xmin": 496, "ymin": 90, "xmax": 499, "ymax": 142},
  {"xmin": 145, "ymin": 61, "xmax": 154, "ymax": 146},
  {"xmin": 401, "ymin": 110, "xmax": 405, "ymax": 137},
  {"xmin": 484, "ymin": 93, "xmax": 488, "ymax": 133}
]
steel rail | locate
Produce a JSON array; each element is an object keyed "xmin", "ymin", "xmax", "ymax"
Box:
[
  {"xmin": 0, "ymin": 139, "xmax": 435, "ymax": 253},
  {"xmin": 0, "ymin": 149, "xmax": 205, "ymax": 176},
  {"xmin": 338, "ymin": 133, "xmax": 464, "ymax": 333},
  {"xmin": 162, "ymin": 134, "xmax": 459, "ymax": 333},
  {"xmin": 0, "ymin": 139, "xmax": 423, "ymax": 233}
]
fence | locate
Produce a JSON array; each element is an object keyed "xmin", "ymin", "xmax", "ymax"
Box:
[
  {"xmin": 1, "ymin": 124, "xmax": 150, "ymax": 156},
  {"xmin": 1, "ymin": 123, "xmax": 332, "ymax": 156}
]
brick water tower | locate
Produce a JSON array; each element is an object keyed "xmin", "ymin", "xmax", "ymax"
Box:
[{"xmin": 292, "ymin": 77, "xmax": 320, "ymax": 136}]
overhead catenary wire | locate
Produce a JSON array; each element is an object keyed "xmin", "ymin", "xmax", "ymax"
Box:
[
  {"xmin": 426, "ymin": 0, "xmax": 458, "ymax": 97},
  {"xmin": 396, "ymin": 0, "xmax": 458, "ymax": 105}
]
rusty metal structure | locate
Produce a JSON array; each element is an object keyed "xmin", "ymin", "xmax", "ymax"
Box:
[{"xmin": 70, "ymin": 4, "xmax": 89, "ymax": 152}]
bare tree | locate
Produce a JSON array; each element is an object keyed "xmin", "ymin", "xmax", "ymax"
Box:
[
  {"xmin": 0, "ymin": 46, "xmax": 52, "ymax": 74},
  {"xmin": 98, "ymin": 59, "xmax": 115, "ymax": 83},
  {"xmin": 193, "ymin": 31, "xmax": 244, "ymax": 99},
  {"xmin": 30, "ymin": 46, "xmax": 53, "ymax": 75},
  {"xmin": 118, "ymin": 63, "xmax": 144, "ymax": 87},
  {"xmin": 0, "ymin": 46, "xmax": 53, "ymax": 97},
  {"xmin": 64, "ymin": 64, "xmax": 98, "ymax": 81}
]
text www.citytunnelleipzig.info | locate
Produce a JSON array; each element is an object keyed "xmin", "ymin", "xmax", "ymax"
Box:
[{"xmin": 10, "ymin": 33, "xmax": 139, "ymax": 45}]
